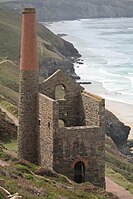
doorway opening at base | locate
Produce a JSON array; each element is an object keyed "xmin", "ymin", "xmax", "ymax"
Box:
[{"xmin": 74, "ymin": 161, "xmax": 85, "ymax": 183}]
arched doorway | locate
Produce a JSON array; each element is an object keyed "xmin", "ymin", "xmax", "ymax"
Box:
[
  {"xmin": 74, "ymin": 161, "xmax": 85, "ymax": 183},
  {"xmin": 55, "ymin": 85, "xmax": 66, "ymax": 100},
  {"xmin": 59, "ymin": 119, "xmax": 65, "ymax": 127}
]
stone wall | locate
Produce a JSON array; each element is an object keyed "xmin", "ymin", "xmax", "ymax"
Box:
[
  {"xmin": 81, "ymin": 91, "xmax": 105, "ymax": 128},
  {"xmin": 53, "ymin": 126, "xmax": 105, "ymax": 187},
  {"xmin": 18, "ymin": 71, "xmax": 39, "ymax": 164},
  {"xmin": 39, "ymin": 70, "xmax": 105, "ymax": 188},
  {"xmin": 39, "ymin": 93, "xmax": 58, "ymax": 168},
  {"xmin": 39, "ymin": 69, "xmax": 84, "ymax": 126}
]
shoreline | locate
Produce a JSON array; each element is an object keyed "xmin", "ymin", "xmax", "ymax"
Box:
[{"xmin": 105, "ymin": 100, "xmax": 133, "ymax": 140}]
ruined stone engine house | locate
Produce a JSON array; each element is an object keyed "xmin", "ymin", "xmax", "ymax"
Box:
[{"xmin": 18, "ymin": 8, "xmax": 105, "ymax": 188}]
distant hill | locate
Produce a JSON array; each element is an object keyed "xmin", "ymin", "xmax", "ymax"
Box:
[{"xmin": 1, "ymin": 0, "xmax": 133, "ymax": 21}]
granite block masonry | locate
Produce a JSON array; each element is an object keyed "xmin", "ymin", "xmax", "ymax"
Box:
[
  {"xmin": 18, "ymin": 8, "xmax": 105, "ymax": 188},
  {"xmin": 39, "ymin": 70, "xmax": 105, "ymax": 188}
]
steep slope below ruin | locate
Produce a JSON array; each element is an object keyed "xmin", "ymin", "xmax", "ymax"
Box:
[{"xmin": 105, "ymin": 109, "xmax": 131, "ymax": 156}]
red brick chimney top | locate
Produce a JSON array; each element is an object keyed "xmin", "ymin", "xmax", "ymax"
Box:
[
  {"xmin": 20, "ymin": 8, "xmax": 38, "ymax": 71},
  {"xmin": 22, "ymin": 8, "xmax": 36, "ymax": 14}
]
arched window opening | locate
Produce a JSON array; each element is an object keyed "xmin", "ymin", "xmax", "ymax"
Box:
[
  {"xmin": 55, "ymin": 85, "xmax": 66, "ymax": 100},
  {"xmin": 74, "ymin": 161, "xmax": 85, "ymax": 183},
  {"xmin": 59, "ymin": 119, "xmax": 65, "ymax": 127}
]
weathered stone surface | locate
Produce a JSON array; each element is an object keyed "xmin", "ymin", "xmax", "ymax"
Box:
[
  {"xmin": 54, "ymin": 127, "xmax": 105, "ymax": 187},
  {"xmin": 39, "ymin": 69, "xmax": 105, "ymax": 188},
  {"xmin": 18, "ymin": 8, "xmax": 39, "ymax": 164},
  {"xmin": 17, "ymin": 7, "xmax": 105, "ymax": 189},
  {"xmin": 18, "ymin": 71, "xmax": 39, "ymax": 164},
  {"xmin": 39, "ymin": 93, "xmax": 58, "ymax": 168}
]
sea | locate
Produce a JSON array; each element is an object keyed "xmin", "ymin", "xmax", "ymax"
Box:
[{"xmin": 43, "ymin": 17, "xmax": 133, "ymax": 105}]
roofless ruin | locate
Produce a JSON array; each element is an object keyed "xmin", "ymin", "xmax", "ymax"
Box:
[{"xmin": 18, "ymin": 8, "xmax": 105, "ymax": 188}]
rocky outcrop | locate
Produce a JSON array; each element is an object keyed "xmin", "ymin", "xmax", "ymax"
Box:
[
  {"xmin": 39, "ymin": 57, "xmax": 80, "ymax": 79},
  {"xmin": 105, "ymin": 109, "xmax": 131, "ymax": 155},
  {"xmin": 38, "ymin": 24, "xmax": 81, "ymax": 79}
]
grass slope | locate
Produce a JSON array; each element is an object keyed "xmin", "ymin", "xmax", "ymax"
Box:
[
  {"xmin": 0, "ymin": 7, "xmax": 78, "ymax": 111},
  {"xmin": 0, "ymin": 148, "xmax": 117, "ymax": 199},
  {"xmin": 105, "ymin": 137, "xmax": 133, "ymax": 194},
  {"xmin": 0, "ymin": 8, "xmax": 66, "ymax": 61}
]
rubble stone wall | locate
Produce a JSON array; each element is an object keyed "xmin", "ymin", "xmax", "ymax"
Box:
[
  {"xmin": 39, "ymin": 93, "xmax": 58, "ymax": 168},
  {"xmin": 81, "ymin": 91, "xmax": 105, "ymax": 128},
  {"xmin": 53, "ymin": 126, "xmax": 105, "ymax": 187},
  {"xmin": 18, "ymin": 71, "xmax": 39, "ymax": 164}
]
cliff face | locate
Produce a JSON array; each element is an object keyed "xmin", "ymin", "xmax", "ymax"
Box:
[
  {"xmin": 105, "ymin": 109, "xmax": 131, "ymax": 156},
  {"xmin": 2, "ymin": 0, "xmax": 133, "ymax": 21},
  {"xmin": 37, "ymin": 24, "xmax": 80, "ymax": 78}
]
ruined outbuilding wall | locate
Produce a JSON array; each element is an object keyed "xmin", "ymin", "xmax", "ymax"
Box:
[
  {"xmin": 53, "ymin": 126, "xmax": 105, "ymax": 187},
  {"xmin": 39, "ymin": 70, "xmax": 105, "ymax": 187},
  {"xmin": 39, "ymin": 93, "xmax": 58, "ymax": 168},
  {"xmin": 81, "ymin": 91, "xmax": 105, "ymax": 128},
  {"xmin": 39, "ymin": 70, "xmax": 84, "ymax": 126}
]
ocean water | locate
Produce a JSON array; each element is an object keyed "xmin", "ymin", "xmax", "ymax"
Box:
[{"xmin": 44, "ymin": 18, "xmax": 133, "ymax": 105}]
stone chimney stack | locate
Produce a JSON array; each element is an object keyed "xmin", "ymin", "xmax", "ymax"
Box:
[{"xmin": 18, "ymin": 8, "xmax": 39, "ymax": 164}]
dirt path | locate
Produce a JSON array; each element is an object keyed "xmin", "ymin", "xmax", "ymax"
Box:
[
  {"xmin": 106, "ymin": 177, "xmax": 133, "ymax": 199},
  {"xmin": 0, "ymin": 105, "xmax": 18, "ymax": 126}
]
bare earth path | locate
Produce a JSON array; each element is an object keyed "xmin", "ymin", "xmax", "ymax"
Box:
[{"xmin": 106, "ymin": 177, "xmax": 133, "ymax": 199}]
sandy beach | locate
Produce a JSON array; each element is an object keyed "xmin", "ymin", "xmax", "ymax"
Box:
[{"xmin": 106, "ymin": 100, "xmax": 133, "ymax": 140}]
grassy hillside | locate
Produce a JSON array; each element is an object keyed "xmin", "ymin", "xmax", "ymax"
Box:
[
  {"xmin": 0, "ymin": 7, "xmax": 80, "ymax": 110},
  {"xmin": 0, "ymin": 146, "xmax": 118, "ymax": 199},
  {"xmin": 0, "ymin": 136, "xmax": 132, "ymax": 198},
  {"xmin": 105, "ymin": 137, "xmax": 133, "ymax": 193},
  {"xmin": 0, "ymin": 7, "xmax": 79, "ymax": 77}
]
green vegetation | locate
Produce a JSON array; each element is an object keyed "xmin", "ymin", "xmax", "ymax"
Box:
[
  {"xmin": 0, "ymin": 149, "xmax": 115, "ymax": 199},
  {"xmin": 0, "ymin": 7, "xmax": 78, "ymax": 114},
  {"xmin": 0, "ymin": 138, "xmax": 132, "ymax": 197},
  {"xmin": 0, "ymin": 101, "xmax": 18, "ymax": 116},
  {"xmin": 0, "ymin": 5, "xmax": 133, "ymax": 199},
  {"xmin": 106, "ymin": 166, "xmax": 133, "ymax": 194},
  {"xmin": 3, "ymin": 139, "xmax": 17, "ymax": 152},
  {"xmin": 0, "ymin": 193, "xmax": 4, "ymax": 199}
]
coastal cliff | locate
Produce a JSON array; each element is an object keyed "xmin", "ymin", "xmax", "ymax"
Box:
[{"xmin": 105, "ymin": 110, "xmax": 132, "ymax": 157}]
